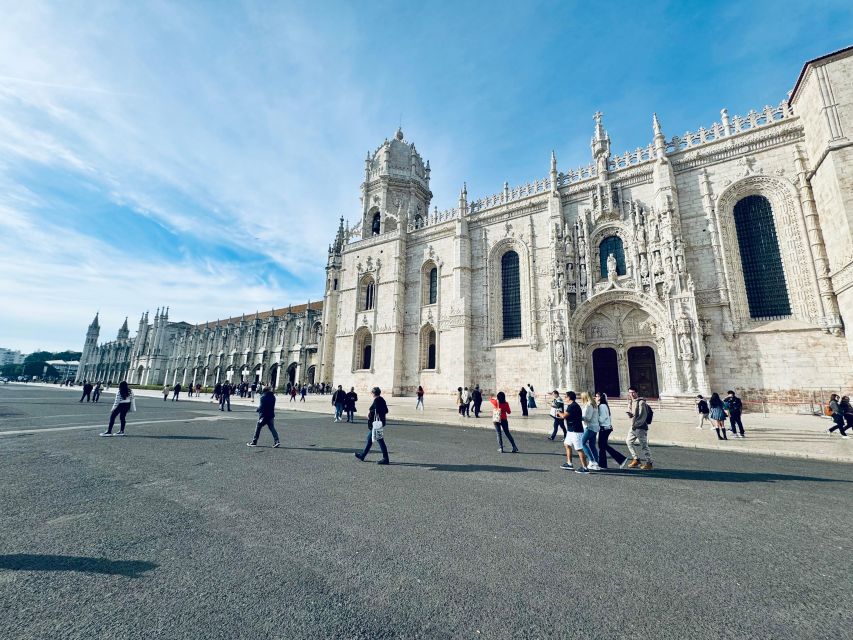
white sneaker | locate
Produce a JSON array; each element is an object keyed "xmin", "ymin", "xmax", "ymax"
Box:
[
  {"xmin": 98, "ymin": 432, "xmax": 113, "ymax": 437},
  {"xmin": 842, "ymin": 434, "xmax": 850, "ymax": 439},
  {"xmin": 619, "ymin": 458, "xmax": 629, "ymax": 469}
]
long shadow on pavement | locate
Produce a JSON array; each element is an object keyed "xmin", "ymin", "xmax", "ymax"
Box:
[
  {"xmin": 126, "ymin": 435, "xmax": 226, "ymax": 441},
  {"xmin": 600, "ymin": 468, "xmax": 852, "ymax": 483},
  {"xmin": 289, "ymin": 446, "xmax": 547, "ymax": 473},
  {"xmin": 0, "ymin": 554, "xmax": 157, "ymax": 578}
]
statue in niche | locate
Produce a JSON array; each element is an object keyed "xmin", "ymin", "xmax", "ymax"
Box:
[
  {"xmin": 578, "ymin": 235, "xmax": 586, "ymax": 260},
  {"xmin": 676, "ymin": 254, "xmax": 685, "ymax": 274},
  {"xmin": 640, "ymin": 255, "xmax": 649, "ymax": 277},
  {"xmin": 652, "ymin": 252, "xmax": 662, "ymax": 275},
  {"xmin": 607, "ymin": 252, "xmax": 618, "ymax": 282},
  {"xmin": 371, "ymin": 213, "xmax": 382, "ymax": 236},
  {"xmin": 665, "ymin": 256, "xmax": 673, "ymax": 274},
  {"xmin": 676, "ymin": 312, "xmax": 694, "ymax": 360}
]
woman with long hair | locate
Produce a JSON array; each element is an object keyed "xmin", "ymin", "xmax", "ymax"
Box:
[
  {"xmin": 416, "ymin": 385, "xmax": 425, "ymax": 411},
  {"xmin": 579, "ymin": 392, "xmax": 601, "ymax": 471},
  {"xmin": 490, "ymin": 391, "xmax": 518, "ymax": 453},
  {"xmin": 709, "ymin": 392, "xmax": 728, "ymax": 440},
  {"xmin": 100, "ymin": 381, "xmax": 136, "ymax": 437},
  {"xmin": 595, "ymin": 392, "xmax": 626, "ymax": 469}
]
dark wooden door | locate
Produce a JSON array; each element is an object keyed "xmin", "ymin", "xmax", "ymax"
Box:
[
  {"xmin": 628, "ymin": 346, "xmax": 659, "ymax": 398},
  {"xmin": 592, "ymin": 347, "xmax": 620, "ymax": 398}
]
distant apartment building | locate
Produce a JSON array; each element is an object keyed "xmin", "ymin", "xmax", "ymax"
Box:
[{"xmin": 0, "ymin": 348, "xmax": 26, "ymax": 366}]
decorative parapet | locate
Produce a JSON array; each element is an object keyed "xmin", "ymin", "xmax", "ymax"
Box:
[
  {"xmin": 608, "ymin": 144, "xmax": 656, "ymax": 170},
  {"xmin": 665, "ymin": 101, "xmax": 794, "ymax": 154},
  {"xmin": 408, "ymin": 206, "xmax": 461, "ymax": 232},
  {"xmin": 557, "ymin": 165, "xmax": 597, "ymax": 186}
]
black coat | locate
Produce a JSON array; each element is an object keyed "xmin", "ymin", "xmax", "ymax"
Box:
[{"xmin": 368, "ymin": 396, "xmax": 389, "ymax": 426}]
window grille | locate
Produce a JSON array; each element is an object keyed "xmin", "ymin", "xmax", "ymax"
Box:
[
  {"xmin": 501, "ymin": 251, "xmax": 522, "ymax": 339},
  {"xmin": 733, "ymin": 195, "xmax": 791, "ymax": 319},
  {"xmin": 428, "ymin": 268, "xmax": 437, "ymax": 304},
  {"xmin": 598, "ymin": 236, "xmax": 626, "ymax": 278},
  {"xmin": 363, "ymin": 280, "xmax": 375, "ymax": 311}
]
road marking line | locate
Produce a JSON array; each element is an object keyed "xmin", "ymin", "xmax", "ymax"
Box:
[{"xmin": 0, "ymin": 415, "xmax": 243, "ymax": 436}]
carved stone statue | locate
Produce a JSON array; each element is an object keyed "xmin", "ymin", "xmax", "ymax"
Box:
[
  {"xmin": 371, "ymin": 213, "xmax": 381, "ymax": 236},
  {"xmin": 679, "ymin": 333, "xmax": 694, "ymax": 360},
  {"xmin": 676, "ymin": 254, "xmax": 685, "ymax": 274},
  {"xmin": 652, "ymin": 252, "xmax": 662, "ymax": 275},
  {"xmin": 607, "ymin": 252, "xmax": 618, "ymax": 281},
  {"xmin": 640, "ymin": 255, "xmax": 649, "ymax": 277},
  {"xmin": 676, "ymin": 312, "xmax": 694, "ymax": 360}
]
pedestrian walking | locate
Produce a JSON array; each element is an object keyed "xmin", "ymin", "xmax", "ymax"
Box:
[
  {"xmin": 709, "ymin": 392, "xmax": 728, "ymax": 440},
  {"xmin": 345, "ymin": 387, "xmax": 358, "ymax": 423},
  {"xmin": 527, "ymin": 384, "xmax": 537, "ymax": 410},
  {"xmin": 827, "ymin": 393, "xmax": 849, "ymax": 438},
  {"xmin": 355, "ymin": 387, "xmax": 390, "ymax": 464},
  {"xmin": 580, "ymin": 392, "xmax": 602, "ymax": 471},
  {"xmin": 416, "ymin": 385, "xmax": 425, "ymax": 411},
  {"xmin": 195, "ymin": 382, "xmax": 202, "ymax": 398},
  {"xmin": 247, "ymin": 385, "xmax": 280, "ymax": 447},
  {"xmin": 463, "ymin": 386, "xmax": 472, "ymax": 417},
  {"xmin": 172, "ymin": 382, "xmax": 182, "ymax": 401},
  {"xmin": 559, "ymin": 391, "xmax": 590, "ymax": 473},
  {"xmin": 596, "ymin": 392, "xmax": 626, "ymax": 469},
  {"xmin": 99, "ymin": 381, "xmax": 136, "ymax": 436},
  {"xmin": 212, "ymin": 382, "xmax": 222, "ymax": 402},
  {"xmin": 289, "ymin": 387, "xmax": 297, "ymax": 402},
  {"xmin": 162, "ymin": 384, "xmax": 169, "ymax": 401},
  {"xmin": 219, "ymin": 382, "xmax": 232, "ymax": 411},
  {"xmin": 725, "ymin": 390, "xmax": 746, "ymax": 437},
  {"xmin": 519, "ymin": 386, "xmax": 529, "ymax": 417},
  {"xmin": 625, "ymin": 387, "xmax": 654, "ymax": 470},
  {"xmin": 456, "ymin": 387, "xmax": 465, "ymax": 416},
  {"xmin": 79, "ymin": 381, "xmax": 93, "ymax": 403},
  {"xmin": 472, "ymin": 384, "xmax": 483, "ymax": 418},
  {"xmin": 696, "ymin": 394, "xmax": 710, "ymax": 429},
  {"xmin": 841, "ymin": 395, "xmax": 853, "ymax": 436},
  {"xmin": 548, "ymin": 390, "xmax": 567, "ymax": 441},
  {"xmin": 92, "ymin": 382, "xmax": 102, "ymax": 403},
  {"xmin": 331, "ymin": 385, "xmax": 345, "ymax": 422},
  {"xmin": 300, "ymin": 385, "xmax": 307, "ymax": 402},
  {"xmin": 490, "ymin": 391, "xmax": 518, "ymax": 453}
]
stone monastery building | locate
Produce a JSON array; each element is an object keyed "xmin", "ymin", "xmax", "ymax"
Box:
[{"xmin": 80, "ymin": 46, "xmax": 853, "ymax": 404}]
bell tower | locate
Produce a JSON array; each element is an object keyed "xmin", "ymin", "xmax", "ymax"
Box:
[{"xmin": 360, "ymin": 127, "xmax": 432, "ymax": 238}]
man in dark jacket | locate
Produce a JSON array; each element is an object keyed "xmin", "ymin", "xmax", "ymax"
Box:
[
  {"xmin": 79, "ymin": 381, "xmax": 93, "ymax": 403},
  {"xmin": 247, "ymin": 386, "xmax": 280, "ymax": 447},
  {"xmin": 331, "ymin": 385, "xmax": 345, "ymax": 422},
  {"xmin": 172, "ymin": 382, "xmax": 182, "ymax": 401},
  {"xmin": 725, "ymin": 390, "xmax": 745, "ymax": 437},
  {"xmin": 355, "ymin": 386, "xmax": 389, "ymax": 464},
  {"xmin": 219, "ymin": 382, "xmax": 232, "ymax": 412},
  {"xmin": 472, "ymin": 385, "xmax": 483, "ymax": 418}
]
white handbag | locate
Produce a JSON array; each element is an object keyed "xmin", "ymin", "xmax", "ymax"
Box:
[{"xmin": 371, "ymin": 420, "xmax": 384, "ymax": 442}]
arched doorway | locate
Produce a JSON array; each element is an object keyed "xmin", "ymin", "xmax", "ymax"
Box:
[
  {"xmin": 306, "ymin": 365, "xmax": 316, "ymax": 385},
  {"xmin": 628, "ymin": 346, "xmax": 659, "ymax": 398},
  {"xmin": 286, "ymin": 363, "xmax": 298, "ymax": 388},
  {"xmin": 592, "ymin": 347, "xmax": 620, "ymax": 398}
]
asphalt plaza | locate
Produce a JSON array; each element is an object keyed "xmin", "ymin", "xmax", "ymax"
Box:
[{"xmin": 0, "ymin": 385, "xmax": 851, "ymax": 639}]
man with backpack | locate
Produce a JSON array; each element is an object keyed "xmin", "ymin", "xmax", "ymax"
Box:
[{"xmin": 625, "ymin": 386, "xmax": 653, "ymax": 470}]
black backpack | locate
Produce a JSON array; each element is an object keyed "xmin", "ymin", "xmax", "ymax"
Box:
[{"xmin": 645, "ymin": 404, "xmax": 654, "ymax": 425}]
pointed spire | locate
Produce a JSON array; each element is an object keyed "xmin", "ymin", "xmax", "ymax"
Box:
[
  {"xmin": 550, "ymin": 150, "xmax": 558, "ymax": 193},
  {"xmin": 90, "ymin": 312, "xmax": 100, "ymax": 329},
  {"xmin": 395, "ymin": 126, "xmax": 404, "ymax": 141},
  {"xmin": 459, "ymin": 183, "xmax": 468, "ymax": 212},
  {"xmin": 121, "ymin": 317, "xmax": 128, "ymax": 330},
  {"xmin": 652, "ymin": 112, "xmax": 667, "ymax": 159}
]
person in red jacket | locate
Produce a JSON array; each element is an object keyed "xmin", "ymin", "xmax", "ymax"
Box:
[{"xmin": 490, "ymin": 391, "xmax": 518, "ymax": 453}]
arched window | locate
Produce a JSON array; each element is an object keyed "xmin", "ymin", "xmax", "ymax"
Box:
[
  {"xmin": 734, "ymin": 195, "xmax": 791, "ymax": 318},
  {"xmin": 422, "ymin": 265, "xmax": 437, "ymax": 305},
  {"xmin": 501, "ymin": 251, "xmax": 522, "ymax": 339},
  {"xmin": 421, "ymin": 326, "xmax": 436, "ymax": 370},
  {"xmin": 371, "ymin": 212, "xmax": 381, "ymax": 236},
  {"xmin": 414, "ymin": 214, "xmax": 423, "ymax": 229},
  {"xmin": 360, "ymin": 277, "xmax": 375, "ymax": 311},
  {"xmin": 599, "ymin": 235, "xmax": 626, "ymax": 278},
  {"xmin": 354, "ymin": 328, "xmax": 373, "ymax": 370},
  {"xmin": 361, "ymin": 335, "xmax": 372, "ymax": 369}
]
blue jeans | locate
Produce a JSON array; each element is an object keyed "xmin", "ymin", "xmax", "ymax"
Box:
[
  {"xmin": 252, "ymin": 416, "xmax": 280, "ymax": 444},
  {"xmin": 360, "ymin": 428, "xmax": 388, "ymax": 461},
  {"xmin": 334, "ymin": 403, "xmax": 344, "ymax": 419},
  {"xmin": 582, "ymin": 429, "xmax": 599, "ymax": 465}
]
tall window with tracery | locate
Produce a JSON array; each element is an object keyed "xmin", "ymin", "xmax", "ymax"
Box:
[
  {"xmin": 733, "ymin": 195, "xmax": 791, "ymax": 319},
  {"xmin": 501, "ymin": 251, "xmax": 522, "ymax": 340},
  {"xmin": 428, "ymin": 267, "xmax": 437, "ymax": 305}
]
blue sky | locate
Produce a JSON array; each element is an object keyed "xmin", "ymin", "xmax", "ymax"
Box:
[{"xmin": 1, "ymin": 0, "xmax": 851, "ymax": 352}]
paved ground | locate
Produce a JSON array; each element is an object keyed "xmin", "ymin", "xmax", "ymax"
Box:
[{"xmin": 1, "ymin": 384, "xmax": 851, "ymax": 639}]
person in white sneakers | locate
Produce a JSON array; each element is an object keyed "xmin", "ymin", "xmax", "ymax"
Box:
[
  {"xmin": 100, "ymin": 381, "xmax": 136, "ymax": 436},
  {"xmin": 580, "ymin": 392, "xmax": 601, "ymax": 471},
  {"xmin": 696, "ymin": 395, "xmax": 711, "ymax": 430}
]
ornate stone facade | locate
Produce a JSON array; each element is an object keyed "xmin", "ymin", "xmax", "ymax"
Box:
[
  {"xmin": 76, "ymin": 303, "xmax": 322, "ymax": 389},
  {"xmin": 323, "ymin": 47, "xmax": 853, "ymax": 401}
]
